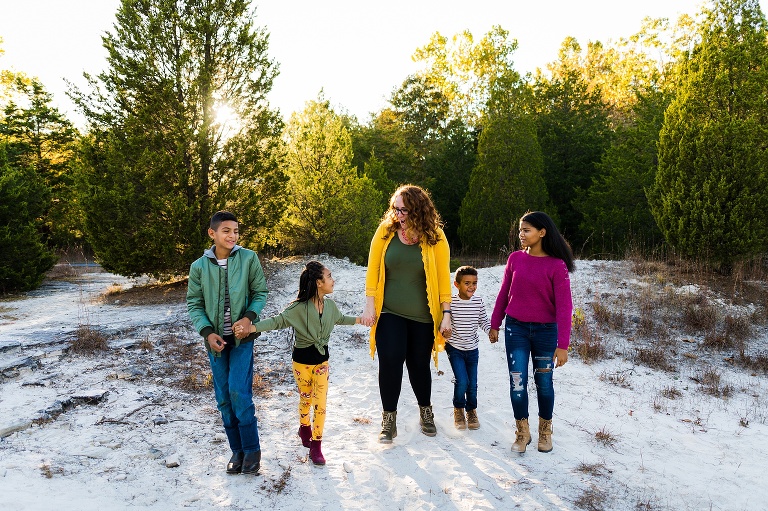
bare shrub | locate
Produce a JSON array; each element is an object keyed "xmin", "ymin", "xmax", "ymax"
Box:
[
  {"xmin": 682, "ymin": 296, "xmax": 718, "ymax": 332},
  {"xmin": 638, "ymin": 287, "xmax": 655, "ymax": 336},
  {"xmin": 736, "ymin": 352, "xmax": 768, "ymax": 373},
  {"xmin": 575, "ymin": 461, "xmax": 608, "ymax": 476},
  {"xmin": 575, "ymin": 486, "xmax": 607, "ymax": 511},
  {"xmin": 702, "ymin": 331, "xmax": 736, "ymax": 350},
  {"xmin": 71, "ymin": 326, "xmax": 108, "ymax": 354},
  {"xmin": 696, "ymin": 367, "xmax": 733, "ymax": 397},
  {"xmin": 590, "ymin": 299, "xmax": 611, "ymax": 329},
  {"xmin": 594, "ymin": 427, "xmax": 618, "ymax": 447},
  {"xmin": 660, "ymin": 386, "xmax": 682, "ymax": 399},
  {"xmin": 599, "ymin": 370, "xmax": 631, "ymax": 388},
  {"xmin": 634, "ymin": 347, "xmax": 673, "ymax": 372}
]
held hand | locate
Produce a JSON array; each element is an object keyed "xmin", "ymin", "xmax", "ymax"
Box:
[
  {"xmin": 232, "ymin": 318, "xmax": 252, "ymax": 339},
  {"xmin": 489, "ymin": 329, "xmax": 499, "ymax": 343},
  {"xmin": 553, "ymin": 348, "xmax": 568, "ymax": 368},
  {"xmin": 207, "ymin": 333, "xmax": 226, "ymax": 353},
  {"xmin": 439, "ymin": 315, "xmax": 452, "ymax": 338},
  {"xmin": 360, "ymin": 300, "xmax": 377, "ymax": 327}
]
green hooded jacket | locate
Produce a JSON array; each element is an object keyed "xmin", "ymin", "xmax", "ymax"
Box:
[{"xmin": 186, "ymin": 245, "xmax": 268, "ymax": 355}]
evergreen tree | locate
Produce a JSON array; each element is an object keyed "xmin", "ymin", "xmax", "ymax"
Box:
[
  {"xmin": 650, "ymin": 0, "xmax": 768, "ymax": 269},
  {"xmin": 534, "ymin": 38, "xmax": 613, "ymax": 247},
  {"xmin": 1, "ymin": 79, "xmax": 79, "ymax": 248},
  {"xmin": 71, "ymin": 0, "xmax": 283, "ymax": 277},
  {"xmin": 0, "ymin": 145, "xmax": 56, "ymax": 293},
  {"xmin": 576, "ymin": 87, "xmax": 671, "ymax": 255},
  {"xmin": 459, "ymin": 111, "xmax": 549, "ymax": 253},
  {"xmin": 278, "ymin": 97, "xmax": 381, "ymax": 264}
]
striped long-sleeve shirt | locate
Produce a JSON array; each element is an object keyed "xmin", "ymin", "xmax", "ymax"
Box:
[{"xmin": 447, "ymin": 294, "xmax": 491, "ymax": 351}]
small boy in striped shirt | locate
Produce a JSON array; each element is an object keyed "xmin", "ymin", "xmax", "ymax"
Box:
[{"xmin": 446, "ymin": 266, "xmax": 496, "ymax": 430}]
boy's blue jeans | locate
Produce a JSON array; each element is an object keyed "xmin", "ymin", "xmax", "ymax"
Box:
[
  {"xmin": 208, "ymin": 336, "xmax": 260, "ymax": 454},
  {"xmin": 444, "ymin": 343, "xmax": 479, "ymax": 410},
  {"xmin": 504, "ymin": 316, "xmax": 557, "ymax": 421}
]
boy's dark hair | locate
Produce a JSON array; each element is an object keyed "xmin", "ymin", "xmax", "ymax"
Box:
[
  {"xmin": 454, "ymin": 265, "xmax": 478, "ymax": 282},
  {"xmin": 295, "ymin": 261, "xmax": 326, "ymax": 302},
  {"xmin": 210, "ymin": 210, "xmax": 238, "ymax": 231},
  {"xmin": 518, "ymin": 211, "xmax": 576, "ymax": 272}
]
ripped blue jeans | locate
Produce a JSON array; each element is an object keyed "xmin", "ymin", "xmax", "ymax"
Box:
[{"xmin": 504, "ymin": 315, "xmax": 557, "ymax": 421}]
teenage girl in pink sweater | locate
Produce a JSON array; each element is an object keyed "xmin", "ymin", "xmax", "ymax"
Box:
[{"xmin": 490, "ymin": 211, "xmax": 575, "ymax": 455}]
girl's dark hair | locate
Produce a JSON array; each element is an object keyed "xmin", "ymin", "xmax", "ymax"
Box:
[
  {"xmin": 295, "ymin": 260, "xmax": 326, "ymax": 302},
  {"xmin": 519, "ymin": 211, "xmax": 576, "ymax": 272}
]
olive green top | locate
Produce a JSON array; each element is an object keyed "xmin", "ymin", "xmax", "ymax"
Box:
[
  {"xmin": 381, "ymin": 235, "xmax": 431, "ymax": 323},
  {"xmin": 254, "ymin": 299, "xmax": 356, "ymax": 356}
]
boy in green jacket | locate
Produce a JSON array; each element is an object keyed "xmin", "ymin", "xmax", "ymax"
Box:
[{"xmin": 186, "ymin": 211, "xmax": 268, "ymax": 475}]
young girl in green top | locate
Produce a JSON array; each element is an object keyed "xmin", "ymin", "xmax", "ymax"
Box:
[{"xmin": 236, "ymin": 261, "xmax": 365, "ymax": 466}]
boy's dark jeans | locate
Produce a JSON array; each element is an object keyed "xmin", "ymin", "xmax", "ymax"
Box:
[
  {"xmin": 209, "ymin": 335, "xmax": 260, "ymax": 453},
  {"xmin": 445, "ymin": 343, "xmax": 479, "ymax": 410}
]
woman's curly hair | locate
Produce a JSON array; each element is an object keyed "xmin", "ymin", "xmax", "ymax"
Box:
[{"xmin": 381, "ymin": 184, "xmax": 443, "ymax": 245}]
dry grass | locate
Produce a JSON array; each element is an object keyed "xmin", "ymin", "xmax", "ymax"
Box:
[
  {"xmin": 634, "ymin": 346, "xmax": 674, "ymax": 372},
  {"xmin": 574, "ymin": 486, "xmax": 607, "ymax": 511},
  {"xmin": 599, "ymin": 370, "xmax": 631, "ymax": 389},
  {"xmin": 594, "ymin": 427, "xmax": 618, "ymax": 447},
  {"xmin": 660, "ymin": 386, "xmax": 682, "ymax": 399},
  {"xmin": 70, "ymin": 326, "xmax": 108, "ymax": 354},
  {"xmin": 572, "ymin": 309, "xmax": 607, "ymax": 363},
  {"xmin": 353, "ymin": 417, "xmax": 372, "ymax": 425},
  {"xmin": 682, "ymin": 295, "xmax": 718, "ymax": 332},
  {"xmin": 695, "ymin": 367, "xmax": 734, "ymax": 397},
  {"xmin": 575, "ymin": 461, "xmax": 608, "ymax": 477},
  {"xmin": 100, "ymin": 277, "xmax": 188, "ymax": 305},
  {"xmin": 736, "ymin": 352, "xmax": 768, "ymax": 373}
]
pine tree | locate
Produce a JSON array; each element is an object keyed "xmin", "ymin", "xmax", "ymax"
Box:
[
  {"xmin": 72, "ymin": 0, "xmax": 283, "ymax": 277},
  {"xmin": 650, "ymin": 0, "xmax": 768, "ymax": 269},
  {"xmin": 459, "ymin": 111, "xmax": 550, "ymax": 253},
  {"xmin": 0, "ymin": 145, "xmax": 56, "ymax": 293},
  {"xmin": 278, "ymin": 97, "xmax": 381, "ymax": 264}
]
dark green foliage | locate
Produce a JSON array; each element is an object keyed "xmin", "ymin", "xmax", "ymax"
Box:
[
  {"xmin": 278, "ymin": 98, "xmax": 381, "ymax": 264},
  {"xmin": 1, "ymin": 79, "xmax": 79, "ymax": 248},
  {"xmin": 534, "ymin": 66, "xmax": 612, "ymax": 247},
  {"xmin": 650, "ymin": 0, "xmax": 768, "ymax": 269},
  {"xmin": 0, "ymin": 147, "xmax": 56, "ymax": 293},
  {"xmin": 576, "ymin": 88, "xmax": 672, "ymax": 256},
  {"xmin": 459, "ymin": 112, "xmax": 550, "ymax": 252},
  {"xmin": 72, "ymin": 0, "xmax": 283, "ymax": 277}
]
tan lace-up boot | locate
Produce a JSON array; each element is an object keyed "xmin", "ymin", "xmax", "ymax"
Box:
[
  {"xmin": 454, "ymin": 408, "xmax": 467, "ymax": 430},
  {"xmin": 538, "ymin": 417, "xmax": 553, "ymax": 453},
  {"xmin": 466, "ymin": 409, "xmax": 480, "ymax": 430},
  {"xmin": 511, "ymin": 418, "xmax": 531, "ymax": 453}
]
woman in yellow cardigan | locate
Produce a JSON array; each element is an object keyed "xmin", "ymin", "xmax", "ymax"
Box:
[{"xmin": 361, "ymin": 184, "xmax": 453, "ymax": 443}]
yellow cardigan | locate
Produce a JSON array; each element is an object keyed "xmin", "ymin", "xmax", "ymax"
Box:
[{"xmin": 365, "ymin": 223, "xmax": 452, "ymax": 366}]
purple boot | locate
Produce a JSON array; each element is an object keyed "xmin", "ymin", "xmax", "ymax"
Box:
[
  {"xmin": 298, "ymin": 425, "xmax": 312, "ymax": 448},
  {"xmin": 309, "ymin": 440, "xmax": 325, "ymax": 466}
]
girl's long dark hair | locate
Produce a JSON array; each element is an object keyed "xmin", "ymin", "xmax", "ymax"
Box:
[
  {"xmin": 295, "ymin": 260, "xmax": 326, "ymax": 302},
  {"xmin": 520, "ymin": 211, "xmax": 576, "ymax": 272}
]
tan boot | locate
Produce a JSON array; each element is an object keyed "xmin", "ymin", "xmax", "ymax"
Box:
[
  {"xmin": 538, "ymin": 417, "xmax": 553, "ymax": 453},
  {"xmin": 466, "ymin": 409, "xmax": 480, "ymax": 430},
  {"xmin": 454, "ymin": 408, "xmax": 467, "ymax": 430},
  {"xmin": 511, "ymin": 418, "xmax": 531, "ymax": 453},
  {"xmin": 378, "ymin": 411, "xmax": 397, "ymax": 444}
]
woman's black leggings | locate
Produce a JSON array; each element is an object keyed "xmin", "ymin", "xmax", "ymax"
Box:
[{"xmin": 376, "ymin": 313, "xmax": 434, "ymax": 411}]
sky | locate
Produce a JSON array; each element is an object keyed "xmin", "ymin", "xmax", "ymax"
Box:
[{"xmin": 1, "ymin": 0, "xmax": 765, "ymax": 128}]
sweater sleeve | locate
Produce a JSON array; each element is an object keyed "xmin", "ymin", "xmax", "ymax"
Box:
[
  {"xmin": 365, "ymin": 223, "xmax": 388, "ymax": 297},
  {"xmin": 491, "ymin": 253, "xmax": 514, "ymax": 330},
  {"xmin": 253, "ymin": 305, "xmax": 296, "ymax": 333},
  {"xmin": 435, "ymin": 231, "xmax": 452, "ymax": 305},
  {"xmin": 553, "ymin": 260, "xmax": 573, "ymax": 350}
]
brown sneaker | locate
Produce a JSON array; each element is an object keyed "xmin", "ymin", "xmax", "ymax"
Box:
[
  {"xmin": 466, "ymin": 409, "xmax": 480, "ymax": 430},
  {"xmin": 454, "ymin": 408, "xmax": 467, "ymax": 430}
]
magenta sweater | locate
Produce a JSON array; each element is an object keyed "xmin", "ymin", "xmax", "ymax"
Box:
[{"xmin": 490, "ymin": 251, "xmax": 573, "ymax": 349}]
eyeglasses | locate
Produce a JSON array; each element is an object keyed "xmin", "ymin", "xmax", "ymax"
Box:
[{"xmin": 393, "ymin": 207, "xmax": 409, "ymax": 215}]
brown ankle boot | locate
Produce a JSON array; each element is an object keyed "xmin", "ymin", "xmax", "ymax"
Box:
[
  {"xmin": 511, "ymin": 418, "xmax": 531, "ymax": 453},
  {"xmin": 466, "ymin": 409, "xmax": 480, "ymax": 430},
  {"xmin": 538, "ymin": 417, "xmax": 553, "ymax": 453},
  {"xmin": 454, "ymin": 408, "xmax": 467, "ymax": 430}
]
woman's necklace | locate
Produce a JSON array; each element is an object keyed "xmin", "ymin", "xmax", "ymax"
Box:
[{"xmin": 399, "ymin": 227, "xmax": 419, "ymax": 245}]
